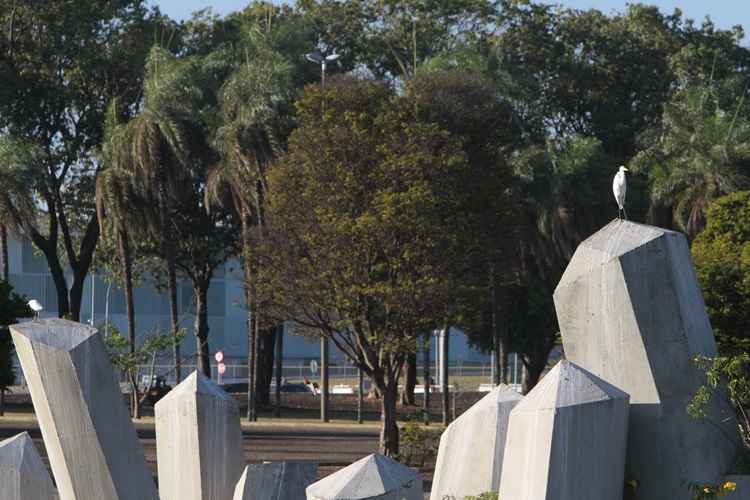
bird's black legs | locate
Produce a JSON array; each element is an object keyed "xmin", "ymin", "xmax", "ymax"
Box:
[{"xmin": 623, "ymin": 208, "xmax": 628, "ymax": 221}]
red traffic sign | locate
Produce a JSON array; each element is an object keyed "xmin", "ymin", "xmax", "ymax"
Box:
[
  {"xmin": 218, "ymin": 363, "xmax": 226, "ymax": 375},
  {"xmin": 214, "ymin": 351, "xmax": 224, "ymax": 363}
]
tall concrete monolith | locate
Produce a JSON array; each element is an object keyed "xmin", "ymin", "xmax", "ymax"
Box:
[
  {"xmin": 499, "ymin": 360, "xmax": 630, "ymax": 500},
  {"xmin": 0, "ymin": 432, "xmax": 56, "ymax": 500},
  {"xmin": 155, "ymin": 370, "xmax": 244, "ymax": 500},
  {"xmin": 306, "ymin": 453, "xmax": 422, "ymax": 500},
  {"xmin": 9, "ymin": 318, "xmax": 158, "ymax": 500},
  {"xmin": 554, "ymin": 220, "xmax": 740, "ymax": 499},
  {"xmin": 429, "ymin": 384, "xmax": 521, "ymax": 500},
  {"xmin": 233, "ymin": 461, "xmax": 317, "ymax": 500}
]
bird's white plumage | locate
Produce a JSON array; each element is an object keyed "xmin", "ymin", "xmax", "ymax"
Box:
[{"xmin": 612, "ymin": 166, "xmax": 628, "ymax": 210}]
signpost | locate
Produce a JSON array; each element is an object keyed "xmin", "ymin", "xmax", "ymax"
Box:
[{"xmin": 215, "ymin": 351, "xmax": 225, "ymax": 384}]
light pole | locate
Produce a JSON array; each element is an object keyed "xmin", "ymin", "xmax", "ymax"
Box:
[{"xmin": 305, "ymin": 50, "xmax": 339, "ymax": 423}]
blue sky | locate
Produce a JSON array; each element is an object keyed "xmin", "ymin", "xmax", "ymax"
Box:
[{"xmin": 152, "ymin": 0, "xmax": 747, "ymax": 36}]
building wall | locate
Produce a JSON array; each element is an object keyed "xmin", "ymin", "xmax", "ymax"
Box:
[{"xmin": 6, "ymin": 235, "xmax": 491, "ymax": 365}]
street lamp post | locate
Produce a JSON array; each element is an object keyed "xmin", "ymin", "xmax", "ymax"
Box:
[{"xmin": 305, "ymin": 50, "xmax": 339, "ymax": 424}]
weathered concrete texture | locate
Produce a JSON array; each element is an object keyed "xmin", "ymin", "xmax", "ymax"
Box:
[
  {"xmin": 155, "ymin": 370, "xmax": 244, "ymax": 500},
  {"xmin": 233, "ymin": 461, "xmax": 317, "ymax": 500},
  {"xmin": 9, "ymin": 319, "xmax": 158, "ymax": 500},
  {"xmin": 499, "ymin": 360, "xmax": 630, "ymax": 500},
  {"xmin": 0, "ymin": 432, "xmax": 56, "ymax": 500},
  {"xmin": 429, "ymin": 384, "xmax": 521, "ymax": 500},
  {"xmin": 554, "ymin": 219, "xmax": 740, "ymax": 499},
  {"xmin": 306, "ymin": 453, "xmax": 422, "ymax": 500}
]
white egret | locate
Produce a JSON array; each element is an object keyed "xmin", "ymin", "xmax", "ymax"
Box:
[
  {"xmin": 27, "ymin": 299, "xmax": 43, "ymax": 319},
  {"xmin": 613, "ymin": 165, "xmax": 629, "ymax": 220}
]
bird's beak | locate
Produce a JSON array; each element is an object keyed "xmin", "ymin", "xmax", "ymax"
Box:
[{"xmin": 623, "ymin": 167, "xmax": 629, "ymax": 172}]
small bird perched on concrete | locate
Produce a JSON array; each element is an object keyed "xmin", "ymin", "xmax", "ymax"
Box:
[{"xmin": 613, "ymin": 165, "xmax": 629, "ymax": 220}]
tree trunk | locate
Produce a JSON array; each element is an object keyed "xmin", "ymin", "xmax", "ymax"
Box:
[
  {"xmin": 357, "ymin": 367, "xmax": 364, "ymax": 424},
  {"xmin": 256, "ymin": 327, "xmax": 276, "ymax": 405},
  {"xmin": 422, "ymin": 332, "xmax": 430, "ymax": 425},
  {"xmin": 167, "ymin": 258, "xmax": 181, "ymax": 383},
  {"xmin": 251, "ymin": 309, "xmax": 260, "ymax": 421},
  {"xmin": 275, "ymin": 324, "xmax": 283, "ymax": 417},
  {"xmin": 499, "ymin": 335, "xmax": 508, "ymax": 385},
  {"xmin": 521, "ymin": 359, "xmax": 545, "ymax": 395},
  {"xmin": 320, "ymin": 336, "xmax": 329, "ymax": 422},
  {"xmin": 68, "ymin": 272, "xmax": 86, "ymax": 322},
  {"xmin": 400, "ymin": 352, "xmax": 416, "ymax": 406},
  {"xmin": 117, "ymin": 230, "xmax": 139, "ymax": 418},
  {"xmin": 0, "ymin": 389, "xmax": 5, "ymax": 417},
  {"xmin": 379, "ymin": 380, "xmax": 399, "ymax": 456},
  {"xmin": 441, "ymin": 327, "xmax": 450, "ymax": 425},
  {"xmin": 491, "ymin": 276, "xmax": 500, "ymax": 385},
  {"xmin": 0, "ymin": 225, "xmax": 8, "ymax": 282},
  {"xmin": 194, "ymin": 282, "xmax": 210, "ymax": 377},
  {"xmin": 43, "ymin": 246, "xmax": 70, "ymax": 318},
  {"xmin": 242, "ymin": 213, "xmax": 257, "ymax": 421}
]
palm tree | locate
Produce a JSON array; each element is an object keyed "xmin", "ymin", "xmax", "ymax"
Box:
[
  {"xmin": 632, "ymin": 83, "xmax": 750, "ymax": 241},
  {"xmin": 97, "ymin": 99, "xmax": 148, "ymax": 417},
  {"xmin": 206, "ymin": 47, "xmax": 292, "ymax": 420},
  {"xmin": 106, "ymin": 46, "xmax": 204, "ymax": 381},
  {"xmin": 0, "ymin": 137, "xmax": 39, "ymax": 282}
]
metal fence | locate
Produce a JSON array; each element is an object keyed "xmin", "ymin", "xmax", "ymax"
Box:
[{"xmin": 12, "ymin": 357, "xmax": 523, "ymax": 390}]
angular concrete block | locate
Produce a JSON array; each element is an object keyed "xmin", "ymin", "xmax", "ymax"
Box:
[
  {"xmin": 9, "ymin": 318, "xmax": 158, "ymax": 500},
  {"xmin": 499, "ymin": 360, "xmax": 629, "ymax": 500},
  {"xmin": 0, "ymin": 432, "xmax": 56, "ymax": 500},
  {"xmin": 155, "ymin": 370, "xmax": 244, "ymax": 500},
  {"xmin": 554, "ymin": 220, "xmax": 739, "ymax": 499},
  {"xmin": 306, "ymin": 453, "xmax": 422, "ymax": 500},
  {"xmin": 429, "ymin": 384, "xmax": 521, "ymax": 500},
  {"xmin": 233, "ymin": 461, "xmax": 317, "ymax": 500}
]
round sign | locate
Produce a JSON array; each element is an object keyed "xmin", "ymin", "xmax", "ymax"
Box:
[
  {"xmin": 214, "ymin": 351, "xmax": 224, "ymax": 363},
  {"xmin": 218, "ymin": 363, "xmax": 226, "ymax": 375},
  {"xmin": 310, "ymin": 359, "xmax": 319, "ymax": 374}
]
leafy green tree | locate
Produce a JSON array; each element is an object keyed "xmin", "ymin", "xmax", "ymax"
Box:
[
  {"xmin": 406, "ymin": 70, "xmax": 521, "ymax": 384},
  {"xmin": 0, "ymin": 0, "xmax": 171, "ymax": 320},
  {"xmin": 0, "ymin": 280, "xmax": 32, "ymax": 416},
  {"xmin": 258, "ymin": 77, "xmax": 469, "ymax": 455},
  {"xmin": 692, "ymin": 191, "xmax": 750, "ymax": 349},
  {"xmin": 631, "ymin": 84, "xmax": 750, "ymax": 240}
]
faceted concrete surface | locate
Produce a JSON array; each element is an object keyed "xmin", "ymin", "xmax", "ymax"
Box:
[
  {"xmin": 155, "ymin": 370, "xmax": 244, "ymax": 500},
  {"xmin": 9, "ymin": 319, "xmax": 158, "ymax": 500},
  {"xmin": 499, "ymin": 360, "xmax": 629, "ymax": 500},
  {"xmin": 554, "ymin": 220, "xmax": 740, "ymax": 499},
  {"xmin": 306, "ymin": 453, "xmax": 422, "ymax": 500},
  {"xmin": 430, "ymin": 384, "xmax": 521, "ymax": 500},
  {"xmin": 233, "ymin": 461, "xmax": 317, "ymax": 500},
  {"xmin": 0, "ymin": 432, "xmax": 56, "ymax": 500}
]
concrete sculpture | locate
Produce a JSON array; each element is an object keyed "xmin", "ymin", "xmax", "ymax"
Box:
[
  {"xmin": 0, "ymin": 432, "xmax": 56, "ymax": 500},
  {"xmin": 499, "ymin": 360, "xmax": 629, "ymax": 500},
  {"xmin": 306, "ymin": 453, "xmax": 422, "ymax": 500},
  {"xmin": 233, "ymin": 461, "xmax": 317, "ymax": 500},
  {"xmin": 554, "ymin": 220, "xmax": 740, "ymax": 499},
  {"xmin": 155, "ymin": 370, "xmax": 244, "ymax": 500},
  {"xmin": 9, "ymin": 318, "xmax": 158, "ymax": 500},
  {"xmin": 430, "ymin": 384, "xmax": 521, "ymax": 500}
]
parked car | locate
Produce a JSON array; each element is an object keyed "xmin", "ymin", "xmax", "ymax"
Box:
[{"xmin": 143, "ymin": 376, "xmax": 172, "ymax": 406}]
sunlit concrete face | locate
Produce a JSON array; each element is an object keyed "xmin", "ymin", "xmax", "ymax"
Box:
[
  {"xmin": 499, "ymin": 361, "xmax": 630, "ymax": 500},
  {"xmin": 10, "ymin": 318, "xmax": 158, "ymax": 500},
  {"xmin": 554, "ymin": 220, "xmax": 739, "ymax": 499},
  {"xmin": 430, "ymin": 384, "xmax": 521, "ymax": 500},
  {"xmin": 155, "ymin": 370, "xmax": 244, "ymax": 500},
  {"xmin": 306, "ymin": 453, "xmax": 422, "ymax": 500},
  {"xmin": 233, "ymin": 461, "xmax": 317, "ymax": 500},
  {"xmin": 0, "ymin": 432, "xmax": 56, "ymax": 500}
]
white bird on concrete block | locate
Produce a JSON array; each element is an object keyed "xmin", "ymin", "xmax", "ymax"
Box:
[{"xmin": 613, "ymin": 165, "xmax": 629, "ymax": 220}]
